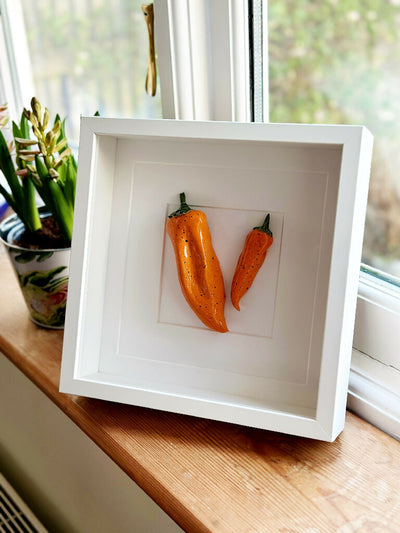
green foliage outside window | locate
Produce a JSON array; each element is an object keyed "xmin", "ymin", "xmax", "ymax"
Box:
[{"xmin": 269, "ymin": 0, "xmax": 400, "ymax": 275}]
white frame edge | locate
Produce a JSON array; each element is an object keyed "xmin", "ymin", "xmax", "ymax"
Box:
[{"xmin": 316, "ymin": 126, "xmax": 373, "ymax": 439}]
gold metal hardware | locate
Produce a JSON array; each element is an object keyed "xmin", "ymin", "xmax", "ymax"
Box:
[{"xmin": 142, "ymin": 3, "xmax": 157, "ymax": 97}]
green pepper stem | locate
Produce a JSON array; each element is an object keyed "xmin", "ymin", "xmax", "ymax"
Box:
[
  {"xmin": 254, "ymin": 213, "xmax": 273, "ymax": 237},
  {"xmin": 168, "ymin": 192, "xmax": 192, "ymax": 218}
]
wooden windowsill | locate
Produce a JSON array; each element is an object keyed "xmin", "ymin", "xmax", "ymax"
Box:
[{"xmin": 1, "ymin": 251, "xmax": 400, "ymax": 533}]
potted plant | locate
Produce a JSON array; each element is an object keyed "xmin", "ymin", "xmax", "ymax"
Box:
[{"xmin": 0, "ymin": 98, "xmax": 76, "ymax": 328}]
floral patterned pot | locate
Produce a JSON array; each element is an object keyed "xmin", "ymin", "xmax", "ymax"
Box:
[{"xmin": 0, "ymin": 213, "xmax": 70, "ymax": 329}]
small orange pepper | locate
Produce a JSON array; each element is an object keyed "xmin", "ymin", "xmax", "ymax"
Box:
[
  {"xmin": 231, "ymin": 214, "xmax": 273, "ymax": 311},
  {"xmin": 166, "ymin": 193, "xmax": 228, "ymax": 333}
]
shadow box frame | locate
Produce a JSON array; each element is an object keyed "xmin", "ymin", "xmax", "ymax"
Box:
[{"xmin": 59, "ymin": 117, "xmax": 373, "ymax": 441}]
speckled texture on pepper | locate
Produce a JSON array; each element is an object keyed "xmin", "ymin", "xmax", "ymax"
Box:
[
  {"xmin": 166, "ymin": 193, "xmax": 228, "ymax": 333},
  {"xmin": 231, "ymin": 214, "xmax": 273, "ymax": 311}
]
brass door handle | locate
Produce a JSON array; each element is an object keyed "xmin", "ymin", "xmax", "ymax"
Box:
[{"xmin": 142, "ymin": 3, "xmax": 157, "ymax": 96}]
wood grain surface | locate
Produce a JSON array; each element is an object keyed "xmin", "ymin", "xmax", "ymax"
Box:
[{"xmin": 1, "ymin": 249, "xmax": 400, "ymax": 533}]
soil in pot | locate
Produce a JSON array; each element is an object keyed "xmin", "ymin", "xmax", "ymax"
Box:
[{"xmin": 13, "ymin": 216, "xmax": 71, "ymax": 250}]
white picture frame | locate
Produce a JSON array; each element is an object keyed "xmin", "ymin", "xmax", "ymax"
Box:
[{"xmin": 60, "ymin": 118, "xmax": 373, "ymax": 441}]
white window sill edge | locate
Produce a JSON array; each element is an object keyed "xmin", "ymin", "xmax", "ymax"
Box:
[{"xmin": 348, "ymin": 348, "xmax": 400, "ymax": 441}]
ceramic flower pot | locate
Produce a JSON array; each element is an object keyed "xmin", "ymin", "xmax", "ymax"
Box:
[{"xmin": 0, "ymin": 213, "xmax": 70, "ymax": 329}]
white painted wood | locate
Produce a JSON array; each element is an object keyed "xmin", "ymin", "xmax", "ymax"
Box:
[
  {"xmin": 154, "ymin": 0, "xmax": 250, "ymax": 121},
  {"xmin": 262, "ymin": 1, "xmax": 269, "ymax": 122},
  {"xmin": 316, "ymin": 126, "xmax": 374, "ymax": 440},
  {"xmin": 0, "ymin": 11, "xmax": 16, "ymax": 116},
  {"xmin": 228, "ymin": 0, "xmax": 250, "ymax": 121},
  {"xmin": 153, "ymin": 1, "xmax": 175, "ymax": 119},
  {"xmin": 350, "ymin": 271, "xmax": 400, "ymax": 438},
  {"xmin": 0, "ymin": 0, "xmax": 35, "ymax": 116},
  {"xmin": 60, "ymin": 118, "xmax": 373, "ymax": 441},
  {"xmin": 348, "ymin": 349, "xmax": 400, "ymax": 441},
  {"xmin": 354, "ymin": 271, "xmax": 400, "ymax": 369}
]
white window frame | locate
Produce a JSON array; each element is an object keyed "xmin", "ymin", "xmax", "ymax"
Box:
[
  {"xmin": 1, "ymin": 0, "xmax": 399, "ymax": 439},
  {"xmin": 349, "ymin": 271, "xmax": 400, "ymax": 439},
  {"xmin": 154, "ymin": 0, "xmax": 251, "ymax": 122},
  {"xmin": 0, "ymin": 0, "xmax": 34, "ymax": 117}
]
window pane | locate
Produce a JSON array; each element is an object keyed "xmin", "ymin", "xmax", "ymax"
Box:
[
  {"xmin": 20, "ymin": 0, "xmax": 162, "ymax": 147},
  {"xmin": 268, "ymin": 0, "xmax": 400, "ymax": 279}
]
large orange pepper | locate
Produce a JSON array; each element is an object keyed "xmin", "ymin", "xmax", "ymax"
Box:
[
  {"xmin": 166, "ymin": 193, "xmax": 228, "ymax": 333},
  {"xmin": 231, "ymin": 214, "xmax": 273, "ymax": 311}
]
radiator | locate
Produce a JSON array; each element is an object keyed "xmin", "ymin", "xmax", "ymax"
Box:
[{"xmin": 0, "ymin": 473, "xmax": 47, "ymax": 532}]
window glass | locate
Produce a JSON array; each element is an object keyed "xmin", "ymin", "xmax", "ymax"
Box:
[
  {"xmin": 20, "ymin": 0, "xmax": 162, "ymax": 147},
  {"xmin": 268, "ymin": 0, "xmax": 400, "ymax": 279}
]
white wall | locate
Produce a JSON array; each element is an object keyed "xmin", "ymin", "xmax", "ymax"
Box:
[{"xmin": 0, "ymin": 354, "xmax": 183, "ymax": 533}]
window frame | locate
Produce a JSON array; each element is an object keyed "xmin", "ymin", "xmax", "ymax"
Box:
[
  {"xmin": 154, "ymin": 0, "xmax": 251, "ymax": 121},
  {"xmin": 349, "ymin": 271, "xmax": 400, "ymax": 439},
  {"xmin": 0, "ymin": 0, "xmax": 34, "ymax": 116}
]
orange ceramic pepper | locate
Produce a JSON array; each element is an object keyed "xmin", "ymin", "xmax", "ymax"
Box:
[
  {"xmin": 166, "ymin": 193, "xmax": 228, "ymax": 333},
  {"xmin": 231, "ymin": 214, "xmax": 273, "ymax": 311}
]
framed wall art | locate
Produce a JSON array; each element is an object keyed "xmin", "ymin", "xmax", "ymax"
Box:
[{"xmin": 60, "ymin": 118, "xmax": 373, "ymax": 441}]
